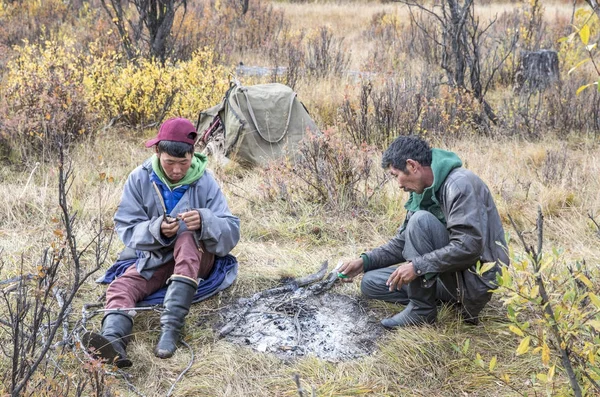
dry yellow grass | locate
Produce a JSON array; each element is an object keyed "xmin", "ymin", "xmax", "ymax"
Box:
[
  {"xmin": 2, "ymin": 129, "xmax": 597, "ymax": 396},
  {"xmin": 1, "ymin": 1, "xmax": 599, "ymax": 396},
  {"xmin": 271, "ymin": 1, "xmax": 576, "ymax": 70}
]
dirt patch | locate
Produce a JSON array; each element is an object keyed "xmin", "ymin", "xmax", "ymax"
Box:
[{"xmin": 216, "ymin": 288, "xmax": 385, "ymax": 362}]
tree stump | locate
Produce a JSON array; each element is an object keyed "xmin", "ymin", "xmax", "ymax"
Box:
[{"xmin": 515, "ymin": 50, "xmax": 560, "ymax": 92}]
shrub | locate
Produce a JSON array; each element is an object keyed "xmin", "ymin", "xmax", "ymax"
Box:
[
  {"xmin": 339, "ymin": 76, "xmax": 480, "ymax": 148},
  {"xmin": 481, "ymin": 209, "xmax": 600, "ymax": 396},
  {"xmin": 260, "ymin": 129, "xmax": 386, "ymax": 213},
  {"xmin": 266, "ymin": 28, "xmax": 306, "ymax": 90},
  {"xmin": 171, "ymin": 0, "xmax": 287, "ymax": 64},
  {"xmin": 364, "ymin": 10, "xmax": 440, "ymax": 73},
  {"xmin": 305, "ymin": 26, "xmax": 350, "ymax": 78},
  {"xmin": 499, "ymin": 77, "xmax": 600, "ymax": 139},
  {"xmin": 0, "ymin": 0, "xmax": 69, "ymax": 48},
  {"xmin": 84, "ymin": 47, "xmax": 231, "ymax": 127},
  {"xmin": 0, "ymin": 39, "xmax": 94, "ymax": 162}
]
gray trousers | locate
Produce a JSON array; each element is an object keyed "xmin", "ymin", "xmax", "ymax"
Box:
[{"xmin": 361, "ymin": 211, "xmax": 460, "ymax": 307}]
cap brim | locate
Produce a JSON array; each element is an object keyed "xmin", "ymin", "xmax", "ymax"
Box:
[{"xmin": 145, "ymin": 138, "xmax": 159, "ymax": 148}]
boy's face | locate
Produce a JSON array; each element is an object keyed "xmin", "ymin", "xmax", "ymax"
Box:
[{"xmin": 158, "ymin": 152, "xmax": 192, "ymax": 183}]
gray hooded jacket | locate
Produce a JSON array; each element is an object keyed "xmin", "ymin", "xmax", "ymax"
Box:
[{"xmin": 114, "ymin": 157, "xmax": 240, "ymax": 280}]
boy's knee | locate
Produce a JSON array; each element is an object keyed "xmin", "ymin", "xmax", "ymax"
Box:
[{"xmin": 174, "ymin": 231, "xmax": 198, "ymax": 251}]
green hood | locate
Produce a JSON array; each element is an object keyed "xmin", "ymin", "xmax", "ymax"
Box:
[
  {"xmin": 152, "ymin": 152, "xmax": 208, "ymax": 189},
  {"xmin": 404, "ymin": 148, "xmax": 463, "ymax": 224}
]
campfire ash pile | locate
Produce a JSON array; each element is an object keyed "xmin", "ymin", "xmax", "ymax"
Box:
[{"xmin": 216, "ymin": 262, "xmax": 384, "ymax": 361}]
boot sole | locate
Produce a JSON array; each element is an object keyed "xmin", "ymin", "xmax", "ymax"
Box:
[{"xmin": 82, "ymin": 331, "xmax": 133, "ymax": 368}]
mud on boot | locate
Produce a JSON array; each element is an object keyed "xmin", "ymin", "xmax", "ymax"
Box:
[{"xmin": 83, "ymin": 312, "xmax": 133, "ymax": 368}]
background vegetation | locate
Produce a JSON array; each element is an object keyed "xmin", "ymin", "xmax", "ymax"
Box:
[{"xmin": 0, "ymin": 0, "xmax": 599, "ymax": 396}]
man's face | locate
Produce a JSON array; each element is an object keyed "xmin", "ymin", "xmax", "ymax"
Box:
[
  {"xmin": 389, "ymin": 163, "xmax": 427, "ymax": 194},
  {"xmin": 158, "ymin": 152, "xmax": 192, "ymax": 183}
]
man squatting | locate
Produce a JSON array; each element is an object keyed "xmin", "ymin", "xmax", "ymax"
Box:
[{"xmin": 339, "ymin": 135, "xmax": 509, "ymax": 328}]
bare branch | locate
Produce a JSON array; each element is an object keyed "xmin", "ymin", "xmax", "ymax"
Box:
[
  {"xmin": 589, "ymin": 212, "xmax": 600, "ymax": 238},
  {"xmin": 584, "ymin": 0, "xmax": 600, "ymax": 20}
]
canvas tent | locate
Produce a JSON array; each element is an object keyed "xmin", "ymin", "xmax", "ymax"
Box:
[{"xmin": 195, "ymin": 81, "xmax": 319, "ymax": 167}]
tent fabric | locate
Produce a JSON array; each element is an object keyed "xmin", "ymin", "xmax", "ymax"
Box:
[
  {"xmin": 96, "ymin": 254, "xmax": 238, "ymax": 307},
  {"xmin": 196, "ymin": 82, "xmax": 319, "ymax": 167}
]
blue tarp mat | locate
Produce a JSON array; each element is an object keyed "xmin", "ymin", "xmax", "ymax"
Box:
[{"xmin": 97, "ymin": 254, "xmax": 238, "ymax": 306}]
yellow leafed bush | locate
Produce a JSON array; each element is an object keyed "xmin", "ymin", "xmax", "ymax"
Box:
[
  {"xmin": 84, "ymin": 48, "xmax": 231, "ymax": 127},
  {"xmin": 1, "ymin": 39, "xmax": 230, "ymax": 162}
]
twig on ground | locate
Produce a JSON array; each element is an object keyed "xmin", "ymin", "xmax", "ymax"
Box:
[
  {"xmin": 294, "ymin": 373, "xmax": 305, "ymax": 397},
  {"xmin": 218, "ymin": 261, "xmax": 329, "ymax": 337},
  {"xmin": 166, "ymin": 339, "xmax": 195, "ymax": 397},
  {"xmin": 0, "ymin": 274, "xmax": 35, "ymax": 286}
]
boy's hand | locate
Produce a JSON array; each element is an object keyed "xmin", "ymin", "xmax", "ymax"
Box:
[
  {"xmin": 161, "ymin": 217, "xmax": 180, "ymax": 238},
  {"xmin": 179, "ymin": 210, "xmax": 201, "ymax": 231}
]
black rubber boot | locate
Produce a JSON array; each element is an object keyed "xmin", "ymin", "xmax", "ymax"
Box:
[
  {"xmin": 82, "ymin": 312, "xmax": 133, "ymax": 368},
  {"xmin": 154, "ymin": 276, "xmax": 197, "ymax": 359},
  {"xmin": 381, "ymin": 277, "xmax": 437, "ymax": 328}
]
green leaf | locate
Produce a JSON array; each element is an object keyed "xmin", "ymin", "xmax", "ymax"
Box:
[
  {"xmin": 516, "ymin": 336, "xmax": 531, "ymax": 356},
  {"xmin": 580, "ymin": 24, "xmax": 590, "ymax": 45},
  {"xmin": 489, "ymin": 355, "xmax": 497, "ymax": 372},
  {"xmin": 529, "ymin": 285, "xmax": 539, "ymax": 299},
  {"xmin": 577, "ymin": 84, "xmax": 591, "ymax": 95},
  {"xmin": 507, "ymin": 305, "xmax": 516, "ymax": 321},
  {"xmin": 475, "ymin": 353, "xmax": 485, "ymax": 368},
  {"xmin": 462, "ymin": 338, "xmax": 470, "ymax": 354}
]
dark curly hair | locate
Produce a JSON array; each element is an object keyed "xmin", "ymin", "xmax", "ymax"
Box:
[{"xmin": 381, "ymin": 135, "xmax": 432, "ymax": 172}]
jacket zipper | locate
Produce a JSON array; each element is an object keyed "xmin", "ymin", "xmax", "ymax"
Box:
[{"xmin": 455, "ymin": 272, "xmax": 462, "ymax": 303}]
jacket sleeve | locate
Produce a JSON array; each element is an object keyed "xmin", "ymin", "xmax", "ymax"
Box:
[
  {"xmin": 364, "ymin": 221, "xmax": 407, "ymax": 272},
  {"xmin": 411, "ymin": 180, "xmax": 484, "ymax": 275},
  {"xmin": 114, "ymin": 172, "xmax": 173, "ymax": 251},
  {"xmin": 196, "ymin": 174, "xmax": 240, "ymax": 257}
]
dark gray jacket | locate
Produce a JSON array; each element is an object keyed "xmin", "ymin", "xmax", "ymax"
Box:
[{"xmin": 365, "ymin": 168, "xmax": 509, "ymax": 305}]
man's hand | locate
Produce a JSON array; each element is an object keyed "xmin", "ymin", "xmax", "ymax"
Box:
[
  {"xmin": 161, "ymin": 218, "xmax": 180, "ymax": 238},
  {"xmin": 179, "ymin": 210, "xmax": 201, "ymax": 231},
  {"xmin": 337, "ymin": 258, "xmax": 364, "ymax": 282},
  {"xmin": 386, "ymin": 262, "xmax": 417, "ymax": 292}
]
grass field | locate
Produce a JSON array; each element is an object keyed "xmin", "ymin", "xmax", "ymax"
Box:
[{"xmin": 1, "ymin": 0, "xmax": 599, "ymax": 396}]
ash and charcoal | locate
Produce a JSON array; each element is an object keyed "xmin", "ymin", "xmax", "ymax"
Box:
[{"xmin": 217, "ymin": 287, "xmax": 384, "ymax": 362}]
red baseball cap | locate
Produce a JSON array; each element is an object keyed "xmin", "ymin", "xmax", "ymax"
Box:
[{"xmin": 145, "ymin": 117, "xmax": 198, "ymax": 148}]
